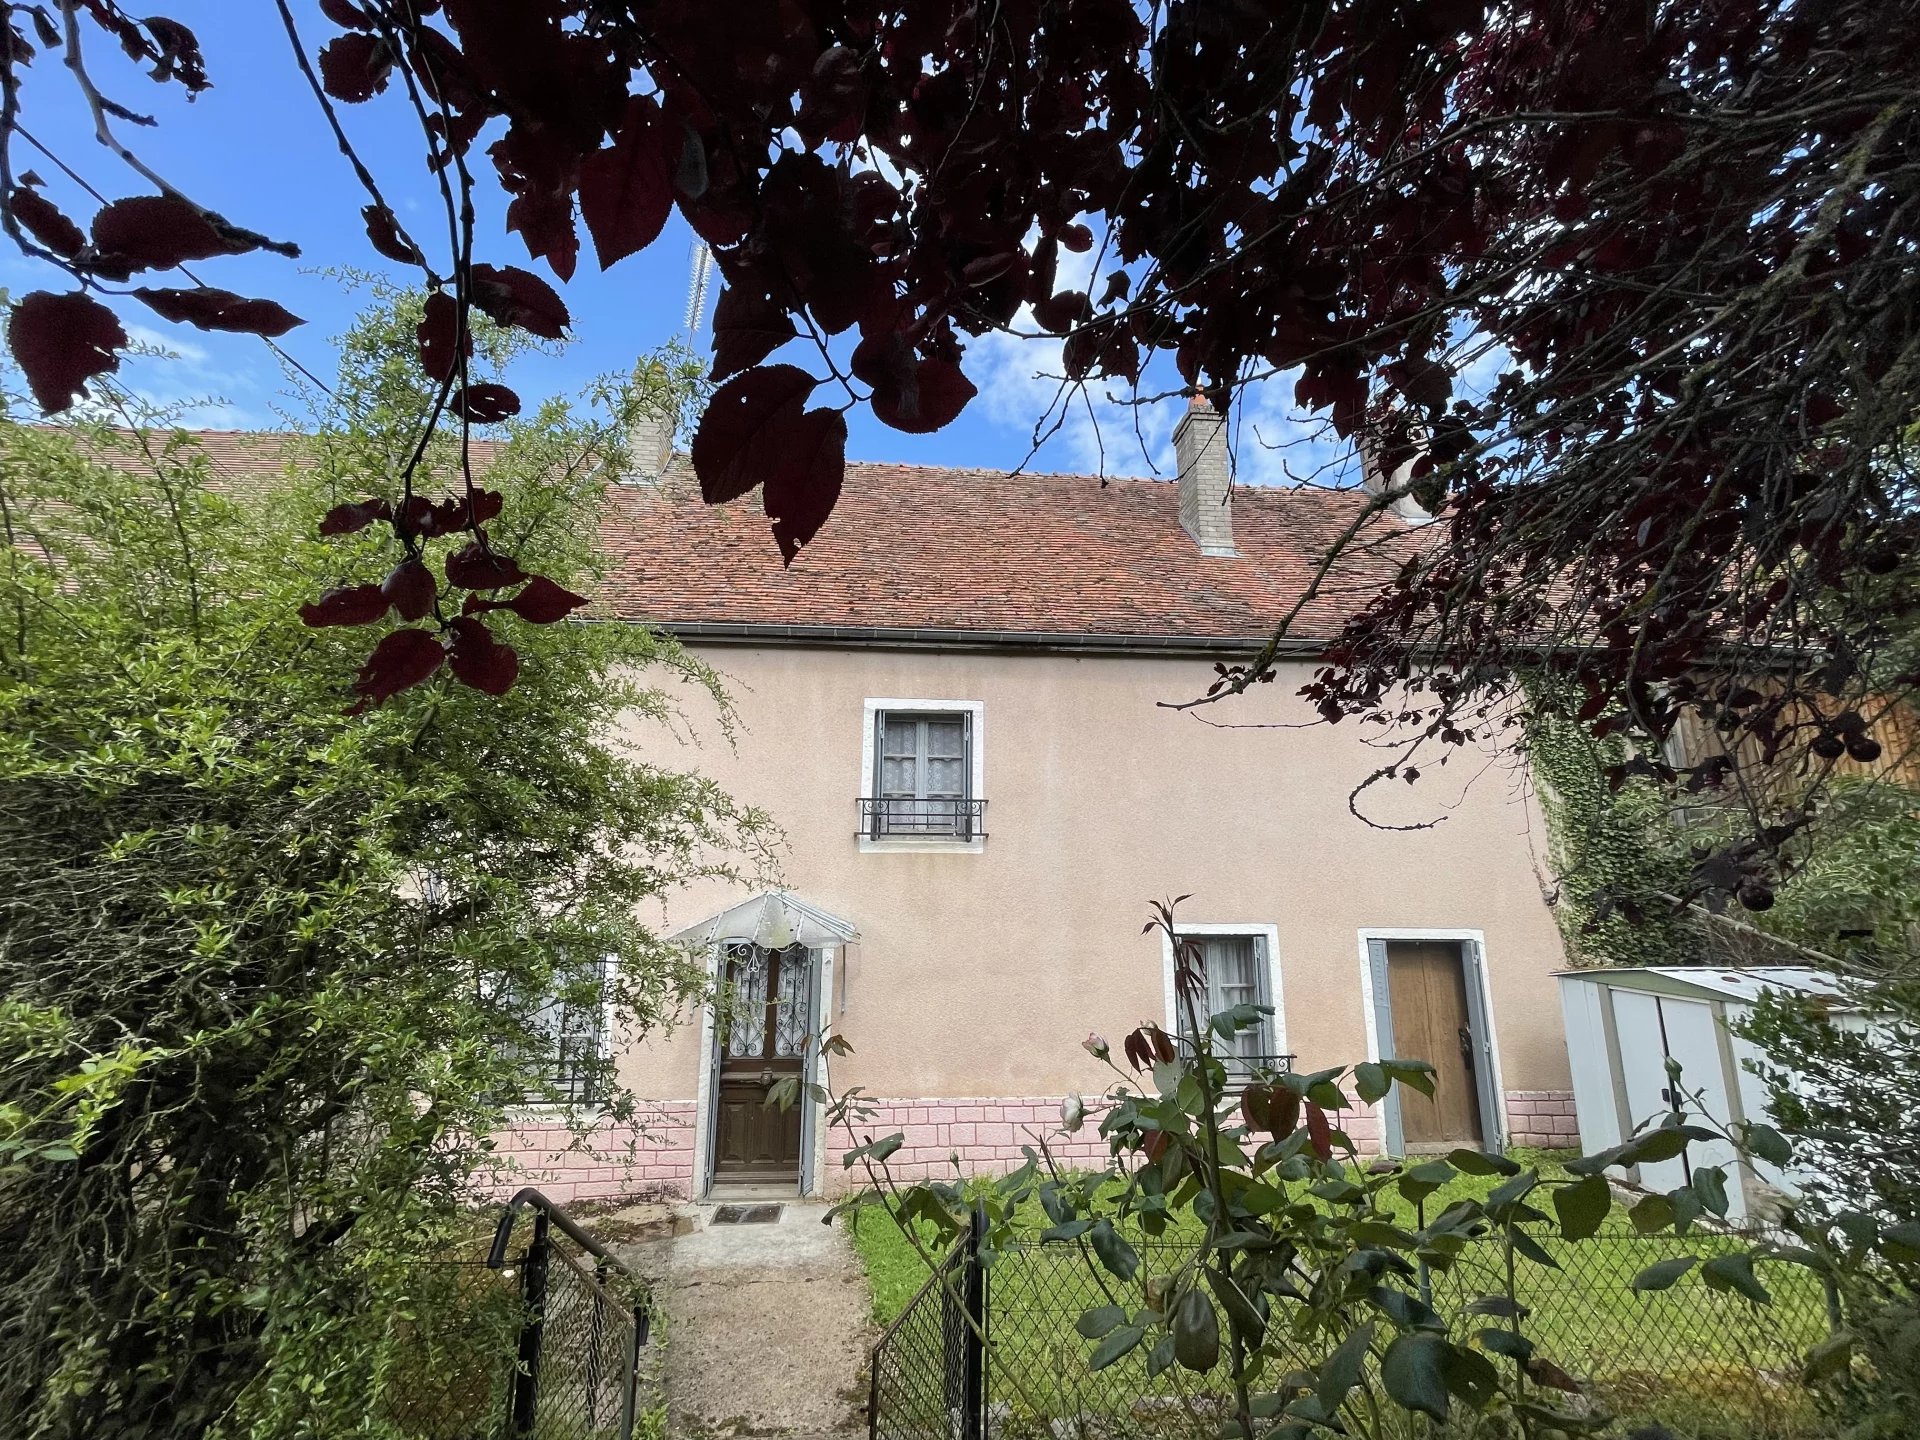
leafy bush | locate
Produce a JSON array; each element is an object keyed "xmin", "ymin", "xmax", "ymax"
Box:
[{"xmin": 0, "ymin": 303, "xmax": 768, "ymax": 1438}]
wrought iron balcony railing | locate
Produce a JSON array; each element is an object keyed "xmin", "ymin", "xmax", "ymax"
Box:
[{"xmin": 858, "ymin": 796, "xmax": 988, "ymax": 841}]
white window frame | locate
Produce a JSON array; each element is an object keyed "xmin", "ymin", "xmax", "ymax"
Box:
[
  {"xmin": 1159, "ymin": 922, "xmax": 1287, "ymax": 1061},
  {"xmin": 502, "ymin": 959, "xmax": 617, "ymax": 1123},
  {"xmin": 1353, "ymin": 927, "xmax": 1507, "ymax": 1154},
  {"xmin": 858, "ymin": 698, "xmax": 986, "ymax": 854}
]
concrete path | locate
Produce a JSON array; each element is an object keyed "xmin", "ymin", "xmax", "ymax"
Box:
[{"xmin": 620, "ymin": 1200, "xmax": 873, "ymax": 1439}]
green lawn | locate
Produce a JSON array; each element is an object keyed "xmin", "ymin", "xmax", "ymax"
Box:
[
  {"xmin": 849, "ymin": 1154, "xmax": 1835, "ymax": 1440},
  {"xmin": 849, "ymin": 1149, "xmax": 1586, "ymax": 1324}
]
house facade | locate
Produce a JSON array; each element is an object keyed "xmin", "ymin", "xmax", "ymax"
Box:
[{"xmin": 501, "ymin": 400, "xmax": 1581, "ymax": 1201}]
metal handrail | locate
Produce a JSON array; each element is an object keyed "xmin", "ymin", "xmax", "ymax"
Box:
[{"xmin": 486, "ymin": 1186, "xmax": 638, "ymax": 1277}]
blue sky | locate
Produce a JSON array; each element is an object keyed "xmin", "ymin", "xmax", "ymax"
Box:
[{"xmin": 3, "ymin": 3, "xmax": 1350, "ymax": 487}]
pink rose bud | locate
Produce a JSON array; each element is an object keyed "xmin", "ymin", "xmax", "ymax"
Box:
[{"xmin": 1083, "ymin": 1033, "xmax": 1109, "ymax": 1061}]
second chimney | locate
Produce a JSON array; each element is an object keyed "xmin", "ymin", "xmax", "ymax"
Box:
[
  {"xmin": 622, "ymin": 397, "xmax": 675, "ymax": 485},
  {"xmin": 1174, "ymin": 394, "xmax": 1234, "ymax": 556}
]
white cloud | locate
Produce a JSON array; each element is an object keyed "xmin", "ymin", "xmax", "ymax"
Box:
[
  {"xmin": 969, "ymin": 324, "xmax": 1177, "ymax": 479},
  {"xmin": 123, "ymin": 323, "xmax": 212, "ymax": 367},
  {"xmin": 1235, "ymin": 370, "xmax": 1356, "ymax": 490}
]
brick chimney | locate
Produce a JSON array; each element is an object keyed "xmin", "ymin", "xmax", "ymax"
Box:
[
  {"xmin": 1173, "ymin": 393, "xmax": 1234, "ymax": 556},
  {"xmin": 1358, "ymin": 433, "xmax": 1434, "ymax": 524},
  {"xmin": 620, "ymin": 396, "xmax": 676, "ymax": 485}
]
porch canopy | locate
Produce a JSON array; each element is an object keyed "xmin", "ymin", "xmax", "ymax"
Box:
[{"xmin": 667, "ymin": 889, "xmax": 858, "ymax": 951}]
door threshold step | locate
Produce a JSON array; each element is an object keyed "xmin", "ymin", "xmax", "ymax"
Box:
[{"xmin": 703, "ymin": 1182, "xmax": 801, "ymax": 1203}]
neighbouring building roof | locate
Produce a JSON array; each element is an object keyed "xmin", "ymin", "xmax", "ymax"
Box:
[
  {"xmin": 602, "ymin": 458, "xmax": 1413, "ymax": 648},
  {"xmin": 48, "ymin": 427, "xmax": 1415, "ymax": 650}
]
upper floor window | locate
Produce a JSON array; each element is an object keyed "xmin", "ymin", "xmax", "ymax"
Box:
[{"xmin": 858, "ymin": 700, "xmax": 986, "ymax": 846}]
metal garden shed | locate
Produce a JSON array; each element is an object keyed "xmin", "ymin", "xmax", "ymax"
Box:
[{"xmin": 1557, "ymin": 966, "xmax": 1867, "ymax": 1224}]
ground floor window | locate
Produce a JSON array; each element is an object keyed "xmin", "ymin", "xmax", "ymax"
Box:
[
  {"xmin": 1172, "ymin": 930, "xmax": 1284, "ymax": 1078},
  {"xmin": 499, "ymin": 957, "xmax": 609, "ymax": 1106}
]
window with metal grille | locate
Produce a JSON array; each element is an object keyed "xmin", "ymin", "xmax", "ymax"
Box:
[
  {"xmin": 502, "ymin": 958, "xmax": 609, "ymax": 1106},
  {"xmin": 862, "ymin": 709, "xmax": 983, "ymax": 839},
  {"xmin": 1175, "ymin": 933, "xmax": 1280, "ymax": 1076}
]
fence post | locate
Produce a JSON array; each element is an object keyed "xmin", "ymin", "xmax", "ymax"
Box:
[
  {"xmin": 619, "ymin": 1294, "xmax": 647, "ymax": 1440},
  {"xmin": 507, "ymin": 1209, "xmax": 551, "ymax": 1438},
  {"xmin": 963, "ymin": 1202, "xmax": 987, "ymax": 1440},
  {"xmin": 1414, "ymin": 1199, "xmax": 1433, "ymax": 1310}
]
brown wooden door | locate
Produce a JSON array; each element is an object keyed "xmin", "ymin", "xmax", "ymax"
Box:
[
  {"xmin": 1385, "ymin": 940, "xmax": 1485, "ymax": 1150},
  {"xmin": 712, "ymin": 945, "xmax": 809, "ymax": 1184}
]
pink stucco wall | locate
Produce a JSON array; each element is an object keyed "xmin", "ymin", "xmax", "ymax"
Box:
[
  {"xmin": 478, "ymin": 1102, "xmax": 697, "ymax": 1204},
  {"xmin": 476, "ymin": 641, "xmax": 1583, "ymax": 1201}
]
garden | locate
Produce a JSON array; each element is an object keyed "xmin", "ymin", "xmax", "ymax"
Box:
[{"xmin": 852, "ymin": 1159, "xmax": 1836, "ymax": 1440}]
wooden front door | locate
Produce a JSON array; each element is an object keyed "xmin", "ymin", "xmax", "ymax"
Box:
[
  {"xmin": 1385, "ymin": 940, "xmax": 1485, "ymax": 1150},
  {"xmin": 712, "ymin": 943, "xmax": 811, "ymax": 1185}
]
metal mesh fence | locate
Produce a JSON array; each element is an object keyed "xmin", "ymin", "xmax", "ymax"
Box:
[
  {"xmin": 371, "ymin": 1212, "xmax": 651, "ymax": 1440},
  {"xmin": 870, "ymin": 1228, "xmax": 1838, "ymax": 1440},
  {"xmin": 870, "ymin": 1241, "xmax": 974, "ymax": 1440},
  {"xmin": 519, "ymin": 1240, "xmax": 645, "ymax": 1440},
  {"xmin": 1426, "ymin": 1231, "xmax": 1833, "ymax": 1438},
  {"xmin": 378, "ymin": 1261, "xmax": 526, "ymax": 1440}
]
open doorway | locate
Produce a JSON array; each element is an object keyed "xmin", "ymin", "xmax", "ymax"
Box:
[{"xmin": 1363, "ymin": 933, "xmax": 1503, "ymax": 1156}]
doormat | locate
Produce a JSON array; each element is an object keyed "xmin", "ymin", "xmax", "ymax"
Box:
[{"xmin": 710, "ymin": 1204, "xmax": 783, "ymax": 1226}]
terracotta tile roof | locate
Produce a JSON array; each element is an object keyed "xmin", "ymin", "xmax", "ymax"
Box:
[
  {"xmin": 46, "ymin": 428, "xmax": 1412, "ymax": 644},
  {"xmin": 601, "ymin": 457, "xmax": 1413, "ymax": 643}
]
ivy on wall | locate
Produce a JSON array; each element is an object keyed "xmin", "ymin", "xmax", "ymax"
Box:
[
  {"xmin": 1521, "ymin": 678, "xmax": 1701, "ymax": 969},
  {"xmin": 1525, "ymin": 674, "xmax": 1920, "ymax": 971}
]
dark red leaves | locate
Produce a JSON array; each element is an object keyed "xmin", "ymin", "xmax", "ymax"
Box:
[
  {"xmin": 1304, "ymin": 1102, "xmax": 1334, "ymax": 1160},
  {"xmin": 91, "ymin": 195, "xmax": 253, "ymax": 271},
  {"xmin": 692, "ymin": 364, "xmax": 821, "ymax": 503},
  {"xmin": 9, "ymin": 187, "xmax": 84, "ymax": 257},
  {"xmin": 300, "ymin": 583, "xmax": 391, "ymax": 628},
  {"xmin": 381, "ymin": 558, "xmax": 437, "ymax": 621},
  {"xmin": 691, "ymin": 364, "xmax": 847, "ymax": 560},
  {"xmin": 447, "ymin": 616, "xmax": 520, "ymax": 694},
  {"xmin": 362, "ymin": 204, "xmax": 423, "ymax": 267},
  {"xmin": 417, "ymin": 291, "xmax": 469, "ymax": 383},
  {"xmin": 133, "ymin": 287, "xmax": 303, "ymax": 337},
  {"xmin": 794, "ymin": 45, "xmax": 867, "ymax": 147},
  {"xmin": 450, "ymin": 382, "xmax": 521, "ymax": 422},
  {"xmin": 869, "ymin": 357, "xmax": 977, "ymax": 434},
  {"xmin": 709, "ymin": 286, "xmax": 797, "ymax": 383},
  {"xmin": 1239, "ymin": 1082, "xmax": 1301, "ymax": 1139},
  {"xmin": 319, "ymin": 497, "xmax": 392, "ymax": 536},
  {"xmin": 318, "ymin": 32, "xmax": 394, "ymax": 103},
  {"xmin": 1033, "ymin": 290, "xmax": 1089, "ymax": 335},
  {"xmin": 501, "ymin": 575, "xmax": 586, "ymax": 623},
  {"xmin": 469, "ymin": 263, "xmax": 569, "ymax": 340},
  {"xmin": 347, "ymin": 627, "xmax": 444, "ymax": 712},
  {"xmin": 400, "ymin": 487, "xmax": 503, "ymax": 538},
  {"xmin": 7, "ymin": 291, "xmax": 127, "ymax": 414},
  {"xmin": 579, "ymin": 96, "xmax": 673, "ymax": 270},
  {"xmin": 764, "ymin": 407, "xmax": 847, "ymax": 562},
  {"xmin": 319, "ymin": 0, "xmax": 375, "ymax": 28},
  {"xmin": 445, "ymin": 540, "xmax": 527, "ymax": 590},
  {"xmin": 1121, "ymin": 1024, "xmax": 1178, "ymax": 1072}
]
